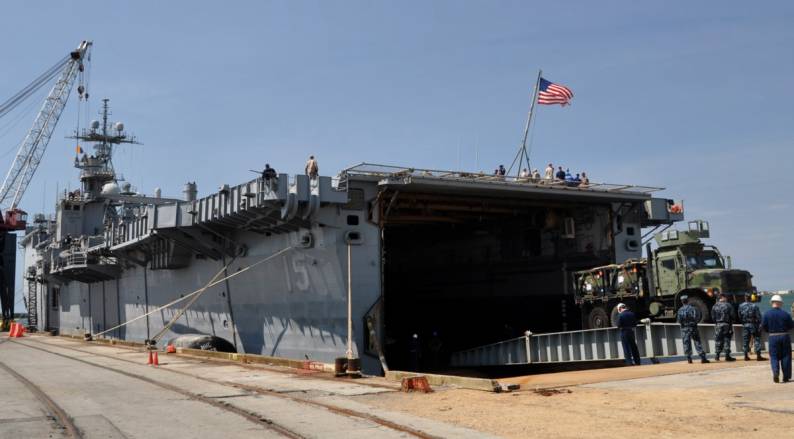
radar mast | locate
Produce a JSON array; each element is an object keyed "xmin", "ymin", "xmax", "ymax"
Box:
[{"xmin": 68, "ymin": 99, "xmax": 141, "ymax": 197}]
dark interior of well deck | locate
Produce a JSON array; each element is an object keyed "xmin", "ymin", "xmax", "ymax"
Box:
[{"xmin": 379, "ymin": 192, "xmax": 613, "ymax": 371}]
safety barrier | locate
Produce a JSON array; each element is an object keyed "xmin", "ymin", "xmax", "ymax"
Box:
[
  {"xmin": 450, "ymin": 322, "xmax": 794, "ymax": 367},
  {"xmin": 7, "ymin": 322, "xmax": 26, "ymax": 338}
]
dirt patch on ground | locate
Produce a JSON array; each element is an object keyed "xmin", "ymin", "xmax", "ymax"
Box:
[
  {"xmin": 355, "ymin": 364, "xmax": 794, "ymax": 438},
  {"xmin": 532, "ymin": 388, "xmax": 572, "ymax": 397}
]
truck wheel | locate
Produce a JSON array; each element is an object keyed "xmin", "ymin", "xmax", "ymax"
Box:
[
  {"xmin": 587, "ymin": 306, "xmax": 610, "ymax": 329},
  {"xmin": 610, "ymin": 305, "xmax": 620, "ymax": 327},
  {"xmin": 687, "ymin": 296, "xmax": 712, "ymax": 323}
]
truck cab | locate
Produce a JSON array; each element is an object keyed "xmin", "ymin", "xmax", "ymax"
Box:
[{"xmin": 648, "ymin": 220, "xmax": 754, "ymax": 320}]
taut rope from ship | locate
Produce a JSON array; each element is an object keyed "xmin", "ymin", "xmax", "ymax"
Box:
[
  {"xmin": 91, "ymin": 246, "xmax": 295, "ymax": 339},
  {"xmin": 149, "ymin": 254, "xmax": 239, "ymax": 344}
]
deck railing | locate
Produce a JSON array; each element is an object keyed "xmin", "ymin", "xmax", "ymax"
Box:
[{"xmin": 340, "ymin": 162, "xmax": 663, "ymax": 195}]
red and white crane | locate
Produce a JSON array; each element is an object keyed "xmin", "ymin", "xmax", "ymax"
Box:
[
  {"xmin": 0, "ymin": 40, "xmax": 91, "ymax": 230},
  {"xmin": 0, "ymin": 40, "xmax": 91, "ymax": 326}
]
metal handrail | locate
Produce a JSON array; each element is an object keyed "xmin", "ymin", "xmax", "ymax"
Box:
[
  {"xmin": 340, "ymin": 162, "xmax": 663, "ymax": 194},
  {"xmin": 450, "ymin": 322, "xmax": 794, "ymax": 367}
]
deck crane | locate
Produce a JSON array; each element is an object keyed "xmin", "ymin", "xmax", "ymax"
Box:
[{"xmin": 0, "ymin": 40, "xmax": 92, "ymax": 328}]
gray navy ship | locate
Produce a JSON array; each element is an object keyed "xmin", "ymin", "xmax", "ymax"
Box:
[{"xmin": 21, "ymin": 100, "xmax": 683, "ymax": 374}]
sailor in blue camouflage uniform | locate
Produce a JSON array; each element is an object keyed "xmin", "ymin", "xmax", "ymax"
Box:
[
  {"xmin": 676, "ymin": 295, "xmax": 709, "ymax": 364},
  {"xmin": 738, "ymin": 292, "xmax": 766, "ymax": 361},
  {"xmin": 710, "ymin": 293, "xmax": 736, "ymax": 361}
]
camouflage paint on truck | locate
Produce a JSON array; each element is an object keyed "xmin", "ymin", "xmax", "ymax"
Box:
[{"xmin": 574, "ymin": 220, "xmax": 755, "ymax": 328}]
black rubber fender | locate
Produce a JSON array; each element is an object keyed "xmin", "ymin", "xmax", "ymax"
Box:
[{"xmin": 166, "ymin": 334, "xmax": 236, "ymax": 353}]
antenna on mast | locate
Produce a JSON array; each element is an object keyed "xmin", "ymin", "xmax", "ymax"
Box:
[{"xmin": 67, "ymin": 99, "xmax": 142, "ymax": 198}]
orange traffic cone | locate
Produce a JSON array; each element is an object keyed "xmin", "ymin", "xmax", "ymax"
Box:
[
  {"xmin": 152, "ymin": 351, "xmax": 159, "ymax": 366},
  {"xmin": 9, "ymin": 323, "xmax": 19, "ymax": 337},
  {"xmin": 17, "ymin": 325, "xmax": 25, "ymax": 337},
  {"xmin": 166, "ymin": 344, "xmax": 176, "ymax": 354},
  {"xmin": 147, "ymin": 351, "xmax": 153, "ymax": 365}
]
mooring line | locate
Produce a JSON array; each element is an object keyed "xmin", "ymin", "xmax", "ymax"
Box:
[
  {"xmin": 92, "ymin": 246, "xmax": 293, "ymax": 339},
  {"xmin": 149, "ymin": 256, "xmax": 235, "ymax": 343}
]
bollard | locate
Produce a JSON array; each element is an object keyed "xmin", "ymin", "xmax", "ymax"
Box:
[{"xmin": 334, "ymin": 357, "xmax": 348, "ymax": 377}]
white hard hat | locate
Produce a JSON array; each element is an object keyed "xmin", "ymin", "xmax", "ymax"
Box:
[
  {"xmin": 771, "ymin": 294, "xmax": 784, "ymax": 303},
  {"xmin": 617, "ymin": 303, "xmax": 627, "ymax": 310}
]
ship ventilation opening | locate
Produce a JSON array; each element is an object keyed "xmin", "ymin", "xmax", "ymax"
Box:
[{"xmin": 380, "ymin": 192, "xmax": 612, "ymax": 373}]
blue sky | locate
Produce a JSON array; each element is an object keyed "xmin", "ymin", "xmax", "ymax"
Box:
[{"xmin": 1, "ymin": 1, "xmax": 793, "ymax": 295}]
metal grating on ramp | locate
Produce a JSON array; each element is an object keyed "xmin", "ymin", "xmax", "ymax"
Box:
[{"xmin": 450, "ymin": 323, "xmax": 794, "ymax": 367}]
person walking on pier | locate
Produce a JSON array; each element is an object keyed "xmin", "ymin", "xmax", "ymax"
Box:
[
  {"xmin": 616, "ymin": 303, "xmax": 641, "ymax": 365},
  {"xmin": 761, "ymin": 295, "xmax": 794, "ymax": 383},
  {"xmin": 676, "ymin": 295, "xmax": 709, "ymax": 364},
  {"xmin": 738, "ymin": 292, "xmax": 766, "ymax": 361},
  {"xmin": 711, "ymin": 293, "xmax": 736, "ymax": 361}
]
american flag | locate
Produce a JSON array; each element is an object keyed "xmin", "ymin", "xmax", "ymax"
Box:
[{"xmin": 537, "ymin": 78, "xmax": 573, "ymax": 106}]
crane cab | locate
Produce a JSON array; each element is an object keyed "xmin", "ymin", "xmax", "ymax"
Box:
[{"xmin": 1, "ymin": 209, "xmax": 28, "ymax": 231}]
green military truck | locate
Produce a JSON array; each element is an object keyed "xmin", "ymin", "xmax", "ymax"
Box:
[{"xmin": 573, "ymin": 220, "xmax": 755, "ymax": 329}]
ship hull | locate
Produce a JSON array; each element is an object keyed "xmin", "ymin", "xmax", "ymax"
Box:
[
  {"xmin": 31, "ymin": 224, "xmax": 383, "ymax": 374},
  {"xmin": 23, "ymin": 164, "xmax": 670, "ymax": 376}
]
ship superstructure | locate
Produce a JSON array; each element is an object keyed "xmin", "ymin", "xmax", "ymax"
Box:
[{"xmin": 22, "ymin": 114, "xmax": 683, "ymax": 373}]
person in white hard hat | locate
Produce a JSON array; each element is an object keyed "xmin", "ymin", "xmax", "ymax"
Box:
[
  {"xmin": 616, "ymin": 303, "xmax": 641, "ymax": 365},
  {"xmin": 761, "ymin": 295, "xmax": 794, "ymax": 383}
]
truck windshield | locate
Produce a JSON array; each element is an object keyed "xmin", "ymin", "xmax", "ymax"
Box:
[{"xmin": 685, "ymin": 250, "xmax": 723, "ymax": 269}]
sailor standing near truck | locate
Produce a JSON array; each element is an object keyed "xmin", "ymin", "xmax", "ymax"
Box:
[
  {"xmin": 676, "ymin": 295, "xmax": 710, "ymax": 364},
  {"xmin": 710, "ymin": 293, "xmax": 737, "ymax": 362},
  {"xmin": 616, "ymin": 303, "xmax": 641, "ymax": 365},
  {"xmin": 738, "ymin": 292, "xmax": 766, "ymax": 361}
]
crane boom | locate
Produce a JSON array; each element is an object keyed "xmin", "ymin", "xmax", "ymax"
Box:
[
  {"xmin": 0, "ymin": 40, "xmax": 92, "ymax": 214},
  {"xmin": 0, "ymin": 40, "xmax": 92, "ymax": 330}
]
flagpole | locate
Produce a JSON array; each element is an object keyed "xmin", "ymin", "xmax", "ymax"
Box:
[
  {"xmin": 509, "ymin": 69, "xmax": 542, "ymax": 176},
  {"xmin": 522, "ymin": 69, "xmax": 543, "ymax": 171}
]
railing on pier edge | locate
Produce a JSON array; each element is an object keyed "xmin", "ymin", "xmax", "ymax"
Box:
[{"xmin": 450, "ymin": 322, "xmax": 794, "ymax": 367}]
